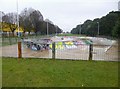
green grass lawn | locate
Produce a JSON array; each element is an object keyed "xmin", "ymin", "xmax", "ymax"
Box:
[{"xmin": 2, "ymin": 57, "xmax": 119, "ymax": 87}]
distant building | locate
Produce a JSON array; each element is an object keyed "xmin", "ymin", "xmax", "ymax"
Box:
[{"xmin": 118, "ymin": 1, "xmax": 120, "ymax": 11}]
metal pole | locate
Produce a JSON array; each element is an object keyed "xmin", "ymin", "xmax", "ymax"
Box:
[
  {"xmin": 52, "ymin": 42, "xmax": 55, "ymax": 59},
  {"xmin": 47, "ymin": 22, "xmax": 48, "ymax": 36},
  {"xmin": 79, "ymin": 22, "xmax": 81, "ymax": 35},
  {"xmin": 0, "ymin": 11, "xmax": 2, "ymax": 47},
  {"xmin": 97, "ymin": 22, "xmax": 99, "ymax": 36},
  {"xmin": 17, "ymin": 0, "xmax": 22, "ymax": 59},
  {"xmin": 89, "ymin": 43, "xmax": 93, "ymax": 61},
  {"xmin": 55, "ymin": 25, "xmax": 57, "ymax": 36},
  {"xmin": 0, "ymin": 11, "xmax": 2, "ymax": 32},
  {"xmin": 17, "ymin": 0, "xmax": 20, "ymax": 37}
]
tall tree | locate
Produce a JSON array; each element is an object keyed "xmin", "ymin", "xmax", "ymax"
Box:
[
  {"xmin": 2, "ymin": 12, "xmax": 17, "ymax": 36},
  {"xmin": 71, "ymin": 11, "xmax": 119, "ymax": 38},
  {"xmin": 29, "ymin": 10, "xmax": 44, "ymax": 35},
  {"xmin": 112, "ymin": 18, "xmax": 120, "ymax": 38},
  {"xmin": 19, "ymin": 8, "xmax": 63, "ymax": 36},
  {"xmin": 19, "ymin": 8, "xmax": 44, "ymax": 35}
]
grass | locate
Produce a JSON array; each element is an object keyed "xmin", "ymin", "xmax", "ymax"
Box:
[{"xmin": 2, "ymin": 57, "xmax": 119, "ymax": 87}]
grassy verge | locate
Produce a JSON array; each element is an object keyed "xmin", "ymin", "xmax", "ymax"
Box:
[{"xmin": 2, "ymin": 57, "xmax": 119, "ymax": 87}]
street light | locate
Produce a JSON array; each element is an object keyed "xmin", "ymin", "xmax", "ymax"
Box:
[
  {"xmin": 0, "ymin": 11, "xmax": 2, "ymax": 31},
  {"xmin": 55, "ymin": 25, "xmax": 57, "ymax": 36},
  {"xmin": 47, "ymin": 21, "xmax": 49, "ymax": 36},
  {"xmin": 79, "ymin": 22, "xmax": 82, "ymax": 35},
  {"xmin": 97, "ymin": 22, "xmax": 99, "ymax": 36},
  {"xmin": 17, "ymin": 0, "xmax": 20, "ymax": 37}
]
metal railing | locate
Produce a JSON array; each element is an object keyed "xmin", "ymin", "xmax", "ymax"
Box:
[
  {"xmin": 0, "ymin": 40, "xmax": 119, "ymax": 61},
  {"xmin": 1, "ymin": 37, "xmax": 18, "ymax": 46}
]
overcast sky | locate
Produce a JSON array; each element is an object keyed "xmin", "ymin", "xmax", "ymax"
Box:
[{"xmin": 1, "ymin": 0, "xmax": 119, "ymax": 32}]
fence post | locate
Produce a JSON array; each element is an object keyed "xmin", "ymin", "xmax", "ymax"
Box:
[
  {"xmin": 89, "ymin": 43, "xmax": 93, "ymax": 61},
  {"xmin": 52, "ymin": 42, "xmax": 55, "ymax": 59},
  {"xmin": 18, "ymin": 41, "xmax": 22, "ymax": 58}
]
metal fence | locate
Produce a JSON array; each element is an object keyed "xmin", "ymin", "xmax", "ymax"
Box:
[
  {"xmin": 54, "ymin": 43, "xmax": 90, "ymax": 60},
  {"xmin": 1, "ymin": 37, "xmax": 18, "ymax": 46},
  {"xmin": 0, "ymin": 35, "xmax": 47, "ymax": 47},
  {"xmin": 22, "ymin": 41, "xmax": 91, "ymax": 60},
  {"xmin": 92, "ymin": 44, "xmax": 118, "ymax": 61},
  {"xmin": 0, "ymin": 39, "xmax": 119, "ymax": 61}
]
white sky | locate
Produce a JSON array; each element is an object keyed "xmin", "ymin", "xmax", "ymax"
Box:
[{"xmin": 0, "ymin": 0, "xmax": 119, "ymax": 32}]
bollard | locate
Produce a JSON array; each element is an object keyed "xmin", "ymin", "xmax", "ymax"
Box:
[
  {"xmin": 52, "ymin": 42, "xmax": 55, "ymax": 59},
  {"xmin": 89, "ymin": 43, "xmax": 93, "ymax": 61},
  {"xmin": 18, "ymin": 42, "xmax": 22, "ymax": 58}
]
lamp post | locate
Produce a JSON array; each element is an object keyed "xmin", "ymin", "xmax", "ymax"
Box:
[
  {"xmin": 0, "ymin": 11, "xmax": 2, "ymax": 32},
  {"xmin": 97, "ymin": 22, "xmax": 99, "ymax": 36},
  {"xmin": 47, "ymin": 21, "xmax": 49, "ymax": 36},
  {"xmin": 55, "ymin": 25, "xmax": 57, "ymax": 36},
  {"xmin": 79, "ymin": 22, "xmax": 82, "ymax": 35},
  {"xmin": 17, "ymin": 0, "xmax": 20, "ymax": 37}
]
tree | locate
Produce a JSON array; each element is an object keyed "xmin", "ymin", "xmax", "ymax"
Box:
[
  {"xmin": 29, "ymin": 10, "xmax": 44, "ymax": 35},
  {"xmin": 19, "ymin": 8, "xmax": 63, "ymax": 36},
  {"xmin": 112, "ymin": 18, "xmax": 120, "ymax": 38},
  {"xmin": 2, "ymin": 12, "xmax": 17, "ymax": 36},
  {"xmin": 19, "ymin": 14, "xmax": 33, "ymax": 35},
  {"xmin": 71, "ymin": 11, "xmax": 119, "ymax": 38},
  {"xmin": 19, "ymin": 8, "xmax": 44, "ymax": 35},
  {"xmin": 45, "ymin": 19, "xmax": 53, "ymax": 24}
]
